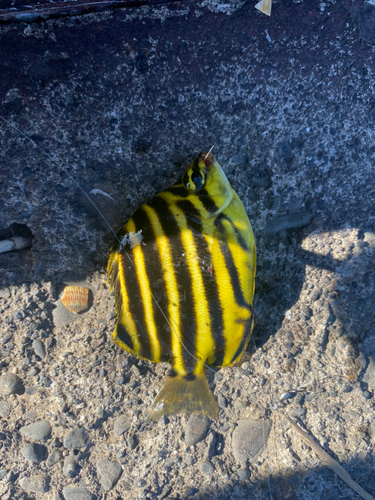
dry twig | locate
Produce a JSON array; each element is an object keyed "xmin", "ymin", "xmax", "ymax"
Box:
[{"xmin": 284, "ymin": 414, "xmax": 375, "ymax": 500}]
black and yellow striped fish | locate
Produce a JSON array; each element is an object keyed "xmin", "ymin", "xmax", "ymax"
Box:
[{"xmin": 108, "ymin": 152, "xmax": 256, "ymax": 420}]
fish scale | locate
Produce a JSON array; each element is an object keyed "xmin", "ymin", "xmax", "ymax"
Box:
[{"xmin": 108, "ymin": 151, "xmax": 256, "ymax": 421}]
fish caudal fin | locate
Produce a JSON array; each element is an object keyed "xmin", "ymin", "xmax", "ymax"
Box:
[{"xmin": 147, "ymin": 373, "xmax": 219, "ymax": 421}]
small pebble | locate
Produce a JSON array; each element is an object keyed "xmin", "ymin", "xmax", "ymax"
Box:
[
  {"xmin": 19, "ymin": 474, "xmax": 50, "ymax": 493},
  {"xmin": 46, "ymin": 449, "xmax": 62, "ymax": 467},
  {"xmin": 237, "ymin": 467, "xmax": 250, "ymax": 481},
  {"xmin": 199, "ymin": 461, "xmax": 215, "ymax": 475},
  {"xmin": 0, "ymin": 402, "xmax": 11, "ymax": 417},
  {"xmin": 32, "ymin": 339, "xmax": 46, "ymax": 359},
  {"xmin": 96, "ymin": 458, "xmax": 122, "ymax": 491},
  {"xmin": 0, "ymin": 469, "xmax": 9, "ymax": 480},
  {"xmin": 0, "ymin": 373, "xmax": 24, "ymax": 395},
  {"xmin": 63, "ymin": 428, "xmax": 90, "ymax": 449},
  {"xmin": 25, "ymin": 386, "xmax": 38, "ymax": 395},
  {"xmin": 22, "ymin": 443, "xmax": 48, "ymax": 463},
  {"xmin": 0, "ymin": 288, "xmax": 10, "ymax": 298},
  {"xmin": 127, "ymin": 434, "xmax": 138, "ymax": 449},
  {"xmin": 185, "ymin": 414, "xmax": 210, "ymax": 445},
  {"xmin": 1, "ymin": 334, "xmax": 13, "ymax": 345},
  {"xmin": 62, "ymin": 486, "xmax": 93, "ymax": 500},
  {"xmin": 218, "ymin": 395, "xmax": 227, "ymax": 409},
  {"xmin": 20, "ymin": 420, "xmax": 52, "ymax": 441},
  {"xmin": 232, "ymin": 420, "xmax": 272, "ymax": 464},
  {"xmin": 63, "ymin": 456, "xmax": 78, "ymax": 478},
  {"xmin": 114, "ymin": 415, "xmax": 131, "ymax": 436}
]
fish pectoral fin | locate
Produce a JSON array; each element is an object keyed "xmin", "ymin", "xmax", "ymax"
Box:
[{"xmin": 147, "ymin": 372, "xmax": 219, "ymax": 421}]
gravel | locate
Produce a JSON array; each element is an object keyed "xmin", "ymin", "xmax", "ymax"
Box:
[
  {"xmin": 62, "ymin": 486, "xmax": 93, "ymax": 500},
  {"xmin": 22, "ymin": 443, "xmax": 48, "ymax": 463},
  {"xmin": 0, "ymin": 373, "xmax": 24, "ymax": 395},
  {"xmin": 32, "ymin": 339, "xmax": 47, "ymax": 359},
  {"xmin": 19, "ymin": 420, "xmax": 52, "ymax": 441},
  {"xmin": 63, "ymin": 429, "xmax": 90, "ymax": 450},
  {"xmin": 63, "ymin": 456, "xmax": 78, "ymax": 478},
  {"xmin": 114, "ymin": 415, "xmax": 131, "ymax": 436},
  {"xmin": 19, "ymin": 474, "xmax": 50, "ymax": 493},
  {"xmin": 96, "ymin": 458, "xmax": 122, "ymax": 491},
  {"xmin": 232, "ymin": 420, "xmax": 272, "ymax": 464},
  {"xmin": 185, "ymin": 415, "xmax": 210, "ymax": 445},
  {"xmin": 199, "ymin": 461, "xmax": 215, "ymax": 475}
]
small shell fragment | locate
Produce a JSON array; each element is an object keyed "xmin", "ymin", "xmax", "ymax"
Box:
[
  {"xmin": 61, "ymin": 286, "xmax": 89, "ymax": 314},
  {"xmin": 255, "ymin": 0, "xmax": 272, "ymax": 16}
]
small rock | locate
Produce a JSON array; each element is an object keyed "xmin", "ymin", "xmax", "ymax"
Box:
[
  {"xmin": 20, "ymin": 420, "xmax": 52, "ymax": 441},
  {"xmin": 237, "ymin": 467, "xmax": 250, "ymax": 481},
  {"xmin": 62, "ymin": 486, "xmax": 93, "ymax": 500},
  {"xmin": 127, "ymin": 434, "xmax": 138, "ymax": 449},
  {"xmin": 363, "ymin": 355, "xmax": 375, "ymax": 392},
  {"xmin": 63, "ymin": 456, "xmax": 78, "ymax": 478},
  {"xmin": 1, "ymin": 334, "xmax": 13, "ymax": 345},
  {"xmin": 0, "ymin": 402, "xmax": 11, "ymax": 417},
  {"xmin": 218, "ymin": 395, "xmax": 227, "ymax": 409},
  {"xmin": 232, "ymin": 419, "xmax": 272, "ymax": 464},
  {"xmin": 96, "ymin": 458, "xmax": 122, "ymax": 491},
  {"xmin": 204, "ymin": 432, "xmax": 217, "ymax": 461},
  {"xmin": 0, "ymin": 288, "xmax": 10, "ymax": 299},
  {"xmin": 114, "ymin": 415, "xmax": 131, "ymax": 436},
  {"xmin": 19, "ymin": 474, "xmax": 50, "ymax": 493},
  {"xmin": 22, "ymin": 443, "xmax": 48, "ymax": 463},
  {"xmin": 199, "ymin": 461, "xmax": 215, "ymax": 475},
  {"xmin": 32, "ymin": 339, "xmax": 46, "ymax": 359},
  {"xmin": 25, "ymin": 386, "xmax": 38, "ymax": 395},
  {"xmin": 46, "ymin": 449, "xmax": 62, "ymax": 467},
  {"xmin": 63, "ymin": 428, "xmax": 90, "ymax": 449},
  {"xmin": 0, "ymin": 373, "xmax": 24, "ymax": 395},
  {"xmin": 0, "ymin": 469, "xmax": 9, "ymax": 480},
  {"xmin": 185, "ymin": 414, "xmax": 210, "ymax": 445}
]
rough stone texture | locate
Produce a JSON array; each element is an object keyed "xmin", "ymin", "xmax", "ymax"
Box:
[
  {"xmin": 0, "ymin": 373, "xmax": 24, "ymax": 395},
  {"xmin": 96, "ymin": 458, "xmax": 122, "ymax": 491},
  {"xmin": 62, "ymin": 486, "xmax": 93, "ymax": 500},
  {"xmin": 232, "ymin": 420, "xmax": 272, "ymax": 464},
  {"xmin": 185, "ymin": 414, "xmax": 210, "ymax": 445},
  {"xmin": 63, "ymin": 428, "xmax": 90, "ymax": 449},
  {"xmin": 114, "ymin": 415, "xmax": 131, "ymax": 436},
  {"xmin": 1, "ymin": 1, "xmax": 375, "ymax": 499},
  {"xmin": 19, "ymin": 420, "xmax": 52, "ymax": 441},
  {"xmin": 22, "ymin": 443, "xmax": 48, "ymax": 463},
  {"xmin": 19, "ymin": 474, "xmax": 50, "ymax": 493}
]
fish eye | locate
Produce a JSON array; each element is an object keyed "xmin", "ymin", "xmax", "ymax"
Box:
[{"xmin": 190, "ymin": 170, "xmax": 204, "ymax": 191}]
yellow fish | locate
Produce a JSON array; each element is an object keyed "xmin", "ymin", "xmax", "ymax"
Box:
[{"xmin": 108, "ymin": 152, "xmax": 256, "ymax": 420}]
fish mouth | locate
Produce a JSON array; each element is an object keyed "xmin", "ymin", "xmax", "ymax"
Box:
[{"xmin": 200, "ymin": 150, "xmax": 214, "ymax": 167}]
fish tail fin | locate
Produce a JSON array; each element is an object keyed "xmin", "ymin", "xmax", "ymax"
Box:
[{"xmin": 147, "ymin": 372, "xmax": 219, "ymax": 421}]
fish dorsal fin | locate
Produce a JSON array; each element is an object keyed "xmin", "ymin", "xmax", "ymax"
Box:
[{"xmin": 255, "ymin": 0, "xmax": 272, "ymax": 16}]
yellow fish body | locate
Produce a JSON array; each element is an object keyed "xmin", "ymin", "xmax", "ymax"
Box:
[{"xmin": 108, "ymin": 152, "xmax": 256, "ymax": 420}]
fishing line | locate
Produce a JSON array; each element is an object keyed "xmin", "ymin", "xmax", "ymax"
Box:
[{"xmin": 0, "ymin": 114, "xmax": 216, "ymax": 374}]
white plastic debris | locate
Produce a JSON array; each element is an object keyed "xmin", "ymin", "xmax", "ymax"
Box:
[{"xmin": 89, "ymin": 189, "xmax": 115, "ymax": 201}]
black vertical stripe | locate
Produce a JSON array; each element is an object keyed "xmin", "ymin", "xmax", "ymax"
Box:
[
  {"xmin": 119, "ymin": 241, "xmax": 153, "ymax": 361},
  {"xmin": 176, "ymin": 199, "xmax": 226, "ymax": 368},
  {"xmin": 215, "ymin": 217, "xmax": 250, "ymax": 309},
  {"xmin": 150, "ymin": 195, "xmax": 198, "ymax": 374},
  {"xmin": 131, "ymin": 206, "xmax": 172, "ymax": 363}
]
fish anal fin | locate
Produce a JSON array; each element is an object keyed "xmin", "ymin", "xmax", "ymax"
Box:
[{"xmin": 147, "ymin": 373, "xmax": 219, "ymax": 421}]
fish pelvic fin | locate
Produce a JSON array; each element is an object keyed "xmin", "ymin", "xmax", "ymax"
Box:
[{"xmin": 147, "ymin": 371, "xmax": 219, "ymax": 422}]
